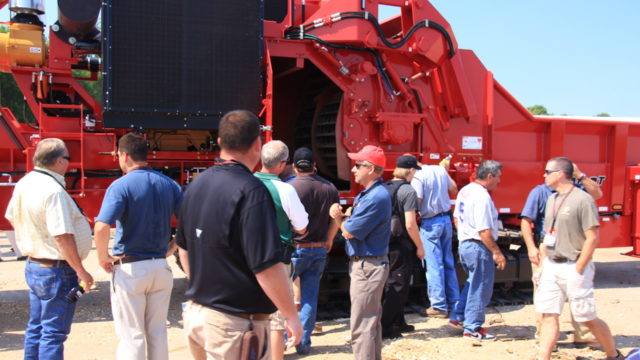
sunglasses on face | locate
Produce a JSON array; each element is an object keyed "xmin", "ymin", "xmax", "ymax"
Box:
[{"xmin": 544, "ymin": 169, "xmax": 560, "ymax": 175}]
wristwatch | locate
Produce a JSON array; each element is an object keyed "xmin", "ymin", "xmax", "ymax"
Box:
[{"xmin": 578, "ymin": 173, "xmax": 587, "ymax": 181}]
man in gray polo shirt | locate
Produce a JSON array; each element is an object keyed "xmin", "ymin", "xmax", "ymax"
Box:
[{"xmin": 535, "ymin": 157, "xmax": 622, "ymax": 360}]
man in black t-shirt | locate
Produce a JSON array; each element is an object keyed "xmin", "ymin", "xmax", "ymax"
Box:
[
  {"xmin": 288, "ymin": 147, "xmax": 340, "ymax": 355},
  {"xmin": 381, "ymin": 155, "xmax": 424, "ymax": 339},
  {"xmin": 176, "ymin": 110, "xmax": 302, "ymax": 360}
]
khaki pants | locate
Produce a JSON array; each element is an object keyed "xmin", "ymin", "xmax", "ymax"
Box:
[
  {"xmin": 183, "ymin": 302, "xmax": 270, "ymax": 360},
  {"xmin": 111, "ymin": 258, "xmax": 173, "ymax": 360},
  {"xmin": 532, "ymin": 261, "xmax": 594, "ymax": 342},
  {"xmin": 349, "ymin": 256, "xmax": 389, "ymax": 360}
]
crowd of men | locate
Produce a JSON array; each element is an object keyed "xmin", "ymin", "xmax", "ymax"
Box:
[{"xmin": 3, "ymin": 109, "xmax": 625, "ymax": 360}]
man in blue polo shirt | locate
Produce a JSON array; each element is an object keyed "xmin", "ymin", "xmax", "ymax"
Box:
[
  {"xmin": 94, "ymin": 133, "xmax": 183, "ymax": 360},
  {"xmin": 330, "ymin": 145, "xmax": 391, "ymax": 360}
]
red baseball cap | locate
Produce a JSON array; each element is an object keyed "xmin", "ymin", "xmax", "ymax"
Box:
[{"xmin": 348, "ymin": 145, "xmax": 386, "ymax": 168}]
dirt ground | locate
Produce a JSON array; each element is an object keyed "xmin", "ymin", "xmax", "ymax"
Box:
[{"xmin": 1, "ymin": 232, "xmax": 638, "ymax": 360}]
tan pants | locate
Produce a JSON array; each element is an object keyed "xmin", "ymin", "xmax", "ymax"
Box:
[
  {"xmin": 183, "ymin": 301, "xmax": 270, "ymax": 360},
  {"xmin": 349, "ymin": 256, "xmax": 389, "ymax": 360},
  {"xmin": 111, "ymin": 258, "xmax": 173, "ymax": 360},
  {"xmin": 532, "ymin": 261, "xmax": 594, "ymax": 342}
]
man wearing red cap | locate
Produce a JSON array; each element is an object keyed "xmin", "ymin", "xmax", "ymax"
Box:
[{"xmin": 330, "ymin": 145, "xmax": 391, "ymax": 360}]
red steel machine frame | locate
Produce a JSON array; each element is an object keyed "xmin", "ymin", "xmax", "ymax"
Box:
[{"xmin": 1, "ymin": 0, "xmax": 639, "ymax": 257}]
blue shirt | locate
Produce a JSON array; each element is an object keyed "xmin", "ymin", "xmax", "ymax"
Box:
[
  {"xmin": 520, "ymin": 182, "xmax": 588, "ymax": 238},
  {"xmin": 343, "ymin": 178, "xmax": 392, "ymax": 256},
  {"xmin": 411, "ymin": 165, "xmax": 453, "ymax": 218},
  {"xmin": 96, "ymin": 168, "xmax": 183, "ymax": 257}
]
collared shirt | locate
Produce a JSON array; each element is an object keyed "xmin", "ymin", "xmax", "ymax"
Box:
[
  {"xmin": 176, "ymin": 160, "xmax": 283, "ymax": 314},
  {"xmin": 5, "ymin": 167, "xmax": 92, "ymax": 260},
  {"xmin": 411, "ymin": 165, "xmax": 453, "ymax": 218},
  {"xmin": 453, "ymin": 182, "xmax": 499, "ymax": 241},
  {"xmin": 520, "ymin": 182, "xmax": 589, "ymax": 239},
  {"xmin": 254, "ymin": 172, "xmax": 309, "ymax": 245},
  {"xmin": 343, "ymin": 178, "xmax": 392, "ymax": 256},
  {"xmin": 96, "ymin": 168, "xmax": 183, "ymax": 258},
  {"xmin": 289, "ymin": 174, "xmax": 340, "ymax": 243}
]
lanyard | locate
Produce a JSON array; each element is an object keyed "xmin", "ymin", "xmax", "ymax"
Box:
[
  {"xmin": 32, "ymin": 169, "xmax": 86, "ymax": 216},
  {"xmin": 549, "ymin": 186, "xmax": 575, "ymax": 230}
]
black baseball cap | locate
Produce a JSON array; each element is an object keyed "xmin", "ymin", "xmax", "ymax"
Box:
[
  {"xmin": 396, "ymin": 155, "xmax": 421, "ymax": 170},
  {"xmin": 293, "ymin": 147, "xmax": 314, "ymax": 172}
]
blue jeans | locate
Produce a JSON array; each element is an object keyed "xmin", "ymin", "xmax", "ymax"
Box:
[
  {"xmin": 24, "ymin": 261, "xmax": 78, "ymax": 360},
  {"xmin": 420, "ymin": 215, "xmax": 459, "ymax": 312},
  {"xmin": 291, "ymin": 247, "xmax": 327, "ymax": 354},
  {"xmin": 450, "ymin": 240, "xmax": 495, "ymax": 334}
]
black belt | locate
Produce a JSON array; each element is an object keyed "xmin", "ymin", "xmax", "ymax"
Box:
[
  {"xmin": 117, "ymin": 256, "xmax": 162, "ymax": 264},
  {"xmin": 550, "ymin": 256, "xmax": 573, "ymax": 263},
  {"xmin": 350, "ymin": 254, "xmax": 387, "ymax": 262},
  {"xmin": 28, "ymin": 257, "xmax": 69, "ymax": 267}
]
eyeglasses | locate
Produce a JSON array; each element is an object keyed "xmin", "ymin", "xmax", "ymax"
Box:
[
  {"xmin": 354, "ymin": 162, "xmax": 372, "ymax": 169},
  {"xmin": 544, "ymin": 169, "xmax": 560, "ymax": 175},
  {"xmin": 62, "ymin": 156, "xmax": 71, "ymax": 161}
]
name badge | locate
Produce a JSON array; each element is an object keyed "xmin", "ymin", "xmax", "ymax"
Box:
[{"xmin": 543, "ymin": 230, "xmax": 557, "ymax": 247}]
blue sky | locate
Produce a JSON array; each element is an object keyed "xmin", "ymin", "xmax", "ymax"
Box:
[
  {"xmin": 4, "ymin": 2, "xmax": 639, "ymax": 117},
  {"xmin": 384, "ymin": 1, "xmax": 640, "ymax": 117}
]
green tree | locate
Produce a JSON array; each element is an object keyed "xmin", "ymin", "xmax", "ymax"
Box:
[
  {"xmin": 0, "ymin": 73, "xmax": 36, "ymax": 124},
  {"xmin": 527, "ymin": 104, "xmax": 550, "ymax": 115},
  {"xmin": 595, "ymin": 112, "xmax": 610, "ymax": 117}
]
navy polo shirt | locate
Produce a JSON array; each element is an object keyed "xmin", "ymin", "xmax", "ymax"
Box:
[
  {"xmin": 343, "ymin": 178, "xmax": 392, "ymax": 256},
  {"xmin": 96, "ymin": 168, "xmax": 183, "ymax": 257}
]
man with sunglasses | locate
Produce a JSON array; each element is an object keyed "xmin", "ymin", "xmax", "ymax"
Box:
[
  {"xmin": 254, "ymin": 140, "xmax": 308, "ymax": 360},
  {"xmin": 520, "ymin": 162, "xmax": 602, "ymax": 346},
  {"xmin": 5, "ymin": 138, "xmax": 93, "ymax": 359},
  {"xmin": 329, "ymin": 145, "xmax": 391, "ymax": 360},
  {"xmin": 535, "ymin": 157, "xmax": 622, "ymax": 360}
]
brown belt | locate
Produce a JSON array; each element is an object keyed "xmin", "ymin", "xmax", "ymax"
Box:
[
  {"xmin": 295, "ymin": 242, "xmax": 325, "ymax": 249},
  {"xmin": 216, "ymin": 307, "xmax": 270, "ymax": 321},
  {"xmin": 28, "ymin": 257, "xmax": 69, "ymax": 267}
]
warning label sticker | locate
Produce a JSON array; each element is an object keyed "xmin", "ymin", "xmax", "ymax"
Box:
[{"xmin": 462, "ymin": 136, "xmax": 483, "ymax": 150}]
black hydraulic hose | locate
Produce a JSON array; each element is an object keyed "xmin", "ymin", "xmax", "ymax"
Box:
[
  {"xmin": 303, "ymin": 34, "xmax": 396, "ymax": 98},
  {"xmin": 286, "ymin": 11, "xmax": 455, "ymax": 58}
]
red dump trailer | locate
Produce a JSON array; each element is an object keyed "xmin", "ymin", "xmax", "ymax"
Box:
[{"xmin": 1, "ymin": 1, "xmax": 639, "ymax": 308}]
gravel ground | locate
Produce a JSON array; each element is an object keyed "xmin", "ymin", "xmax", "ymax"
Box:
[{"xmin": 1, "ymin": 233, "xmax": 638, "ymax": 360}]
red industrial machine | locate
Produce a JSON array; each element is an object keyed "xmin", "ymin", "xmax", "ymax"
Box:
[{"xmin": 1, "ymin": 0, "xmax": 639, "ymax": 303}]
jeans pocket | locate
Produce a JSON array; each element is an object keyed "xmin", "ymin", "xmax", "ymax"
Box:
[{"xmin": 28, "ymin": 273, "xmax": 58, "ymax": 300}]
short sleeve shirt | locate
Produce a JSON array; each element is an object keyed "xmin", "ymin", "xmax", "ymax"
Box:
[
  {"xmin": 520, "ymin": 184, "xmax": 553, "ymax": 237},
  {"xmin": 453, "ymin": 182, "xmax": 499, "ymax": 241},
  {"xmin": 5, "ymin": 168, "xmax": 92, "ymax": 260},
  {"xmin": 396, "ymin": 182, "xmax": 419, "ymax": 213},
  {"xmin": 176, "ymin": 160, "xmax": 283, "ymax": 314},
  {"xmin": 543, "ymin": 187, "xmax": 599, "ymax": 261},
  {"xmin": 411, "ymin": 165, "xmax": 452, "ymax": 218},
  {"xmin": 343, "ymin": 178, "xmax": 392, "ymax": 256},
  {"xmin": 289, "ymin": 174, "xmax": 340, "ymax": 243},
  {"xmin": 96, "ymin": 168, "xmax": 183, "ymax": 258}
]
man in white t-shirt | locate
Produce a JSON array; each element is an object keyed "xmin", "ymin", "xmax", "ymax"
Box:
[
  {"xmin": 255, "ymin": 140, "xmax": 308, "ymax": 360},
  {"xmin": 450, "ymin": 160, "xmax": 506, "ymax": 341}
]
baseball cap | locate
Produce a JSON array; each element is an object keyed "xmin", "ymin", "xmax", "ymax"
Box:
[
  {"xmin": 293, "ymin": 147, "xmax": 314, "ymax": 172},
  {"xmin": 396, "ymin": 155, "xmax": 421, "ymax": 170},
  {"xmin": 347, "ymin": 145, "xmax": 386, "ymax": 168}
]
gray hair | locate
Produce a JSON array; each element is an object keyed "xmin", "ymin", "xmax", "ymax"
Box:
[
  {"xmin": 33, "ymin": 138, "xmax": 67, "ymax": 168},
  {"xmin": 476, "ymin": 160, "xmax": 502, "ymax": 180},
  {"xmin": 261, "ymin": 140, "xmax": 289, "ymax": 169}
]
